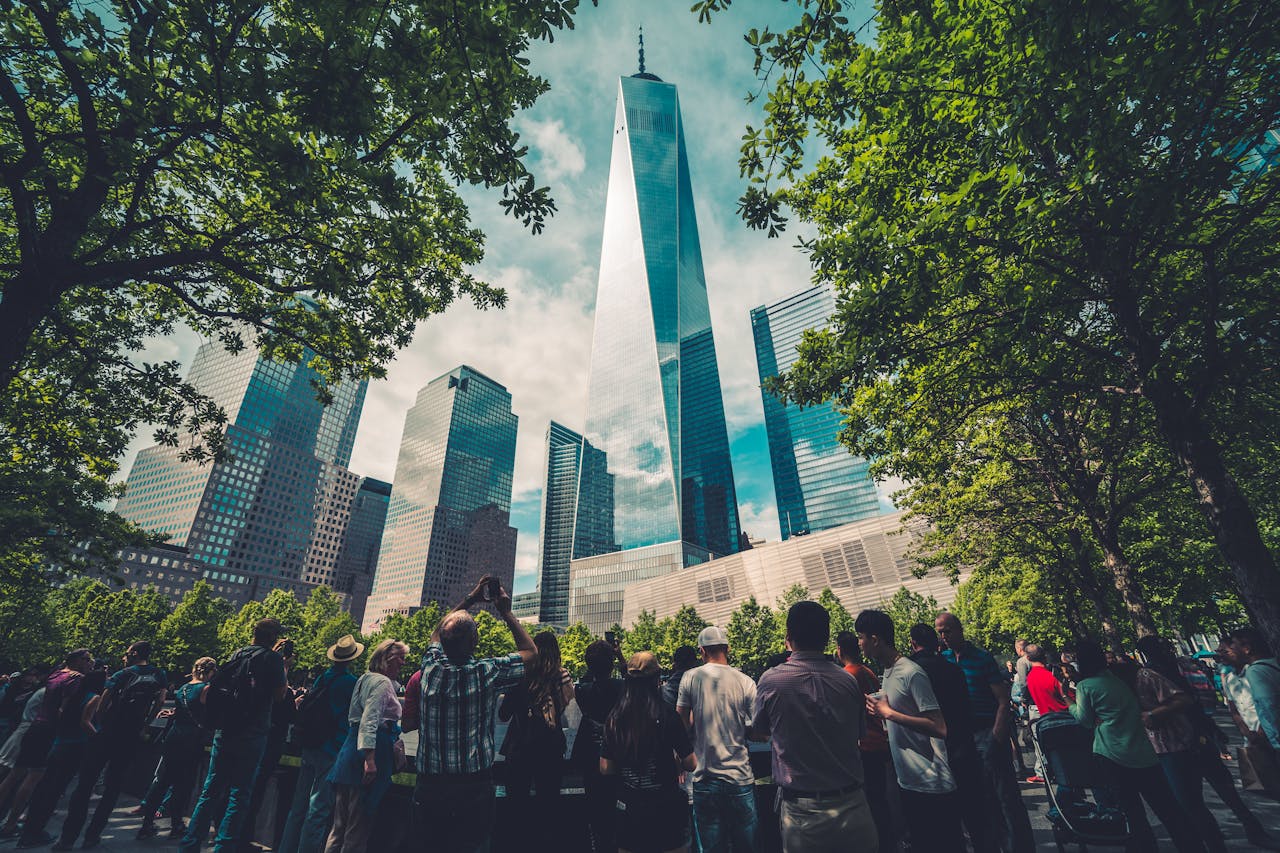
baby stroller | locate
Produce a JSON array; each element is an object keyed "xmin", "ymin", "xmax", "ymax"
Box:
[{"xmin": 1030, "ymin": 712, "xmax": 1132, "ymax": 852}]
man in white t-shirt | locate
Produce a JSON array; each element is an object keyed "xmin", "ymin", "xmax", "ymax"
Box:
[
  {"xmin": 677, "ymin": 625, "xmax": 759, "ymax": 853},
  {"xmin": 855, "ymin": 609, "xmax": 964, "ymax": 853}
]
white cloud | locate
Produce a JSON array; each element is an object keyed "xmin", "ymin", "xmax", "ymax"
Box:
[
  {"xmin": 514, "ymin": 530, "xmax": 540, "ymax": 580},
  {"xmin": 521, "ymin": 117, "xmax": 587, "ymax": 183},
  {"xmin": 737, "ymin": 499, "xmax": 781, "ymax": 544}
]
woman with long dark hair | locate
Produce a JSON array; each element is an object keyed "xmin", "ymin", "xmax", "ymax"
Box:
[
  {"xmin": 600, "ymin": 652, "xmax": 696, "ymax": 853},
  {"xmin": 1136, "ymin": 636, "xmax": 1275, "ymax": 849},
  {"xmin": 1069, "ymin": 639, "xmax": 1205, "ymax": 853},
  {"xmin": 499, "ymin": 631, "xmax": 574, "ymax": 842}
]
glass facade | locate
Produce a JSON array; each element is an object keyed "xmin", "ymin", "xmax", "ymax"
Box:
[
  {"xmin": 332, "ymin": 477, "xmax": 392, "ymax": 626},
  {"xmin": 535, "ymin": 422, "xmax": 615, "ymax": 625},
  {"xmin": 569, "ymin": 540, "xmax": 713, "ymax": 635},
  {"xmin": 751, "ymin": 286, "xmax": 881, "ymax": 539},
  {"xmin": 580, "ymin": 73, "xmax": 741, "ymax": 557},
  {"xmin": 114, "ymin": 335, "xmax": 374, "ymax": 611},
  {"xmin": 363, "ymin": 366, "xmax": 518, "ymax": 632}
]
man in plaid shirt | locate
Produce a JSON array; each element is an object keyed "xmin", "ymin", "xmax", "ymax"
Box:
[{"xmin": 413, "ymin": 575, "xmax": 537, "ymax": 852}]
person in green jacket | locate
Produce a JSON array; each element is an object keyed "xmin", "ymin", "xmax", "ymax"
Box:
[{"xmin": 1068, "ymin": 639, "xmax": 1206, "ymax": 853}]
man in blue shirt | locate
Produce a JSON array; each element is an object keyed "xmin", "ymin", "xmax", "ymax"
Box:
[
  {"xmin": 936, "ymin": 613, "xmax": 1034, "ymax": 853},
  {"xmin": 277, "ymin": 635, "xmax": 363, "ymax": 853}
]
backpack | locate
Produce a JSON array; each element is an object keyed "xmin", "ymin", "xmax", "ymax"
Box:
[
  {"xmin": 204, "ymin": 647, "xmax": 267, "ymax": 732},
  {"xmin": 293, "ymin": 674, "xmax": 338, "ymax": 749},
  {"xmin": 100, "ymin": 666, "xmax": 166, "ymax": 735}
]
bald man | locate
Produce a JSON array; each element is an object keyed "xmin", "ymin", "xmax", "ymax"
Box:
[{"xmin": 936, "ymin": 613, "xmax": 1034, "ymax": 853}]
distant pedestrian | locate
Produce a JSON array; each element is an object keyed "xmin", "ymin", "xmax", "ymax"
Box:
[
  {"xmin": 676, "ymin": 625, "xmax": 758, "ymax": 853},
  {"xmin": 138, "ymin": 657, "xmax": 217, "ymax": 841},
  {"xmin": 412, "ymin": 576, "xmax": 536, "ymax": 853},
  {"xmin": 181, "ymin": 618, "xmax": 288, "ymax": 853},
  {"xmin": 664, "ymin": 646, "xmax": 700, "ymax": 712},
  {"xmin": 323, "ymin": 639, "xmax": 407, "ymax": 853},
  {"xmin": 936, "ymin": 612, "xmax": 1034, "ymax": 853},
  {"xmin": 754, "ymin": 601, "xmax": 877, "ymax": 853},
  {"xmin": 858, "ymin": 611, "xmax": 962, "ymax": 853},
  {"xmin": 570, "ymin": 639, "xmax": 625, "ymax": 853},
  {"xmin": 601, "ymin": 652, "xmax": 697, "ymax": 853},
  {"xmin": 278, "ymin": 635, "xmax": 363, "ymax": 853},
  {"xmin": 499, "ymin": 630, "xmax": 574, "ymax": 846}
]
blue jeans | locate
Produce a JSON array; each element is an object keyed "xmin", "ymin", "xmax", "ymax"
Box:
[
  {"xmin": 692, "ymin": 777, "xmax": 758, "ymax": 853},
  {"xmin": 180, "ymin": 731, "xmax": 267, "ymax": 853},
  {"xmin": 277, "ymin": 747, "xmax": 337, "ymax": 853}
]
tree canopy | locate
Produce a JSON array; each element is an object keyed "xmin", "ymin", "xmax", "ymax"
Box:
[
  {"xmin": 701, "ymin": 0, "xmax": 1280, "ymax": 647},
  {"xmin": 0, "ymin": 0, "xmax": 592, "ymax": 586}
]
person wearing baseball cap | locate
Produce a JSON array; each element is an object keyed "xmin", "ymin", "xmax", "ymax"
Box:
[
  {"xmin": 677, "ymin": 626, "xmax": 760, "ymax": 852},
  {"xmin": 278, "ymin": 635, "xmax": 363, "ymax": 853},
  {"xmin": 602, "ymin": 652, "xmax": 697, "ymax": 853}
]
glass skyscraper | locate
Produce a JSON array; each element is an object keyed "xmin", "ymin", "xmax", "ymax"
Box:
[
  {"xmin": 362, "ymin": 366, "xmax": 518, "ymax": 632},
  {"xmin": 535, "ymin": 421, "xmax": 614, "ymax": 625},
  {"xmin": 751, "ymin": 285, "xmax": 881, "ymax": 539},
  {"xmin": 114, "ymin": 333, "xmax": 375, "ymax": 613},
  {"xmin": 569, "ymin": 68, "xmax": 741, "ymax": 631}
]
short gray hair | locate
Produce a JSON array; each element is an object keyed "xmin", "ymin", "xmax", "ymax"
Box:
[{"xmin": 439, "ymin": 611, "xmax": 478, "ymax": 664}]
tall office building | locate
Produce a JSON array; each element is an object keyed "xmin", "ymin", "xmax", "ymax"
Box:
[
  {"xmin": 569, "ymin": 62, "xmax": 741, "ymax": 630},
  {"xmin": 363, "ymin": 366, "xmax": 518, "ymax": 632},
  {"xmin": 751, "ymin": 285, "xmax": 881, "ymax": 539},
  {"xmin": 535, "ymin": 422, "xmax": 614, "ymax": 625},
  {"xmin": 331, "ymin": 477, "xmax": 392, "ymax": 625},
  {"xmin": 114, "ymin": 331, "xmax": 374, "ymax": 610}
]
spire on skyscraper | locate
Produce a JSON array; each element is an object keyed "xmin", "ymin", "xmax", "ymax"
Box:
[{"xmin": 632, "ymin": 27, "xmax": 662, "ymax": 81}]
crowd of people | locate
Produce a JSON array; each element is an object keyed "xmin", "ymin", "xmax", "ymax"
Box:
[{"xmin": 0, "ymin": 574, "xmax": 1276, "ymax": 853}]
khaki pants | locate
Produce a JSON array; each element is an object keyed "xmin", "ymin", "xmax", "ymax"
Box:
[
  {"xmin": 779, "ymin": 787, "xmax": 878, "ymax": 853},
  {"xmin": 324, "ymin": 785, "xmax": 373, "ymax": 853}
]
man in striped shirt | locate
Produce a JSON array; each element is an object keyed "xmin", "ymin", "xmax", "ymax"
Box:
[{"xmin": 413, "ymin": 576, "xmax": 537, "ymax": 852}]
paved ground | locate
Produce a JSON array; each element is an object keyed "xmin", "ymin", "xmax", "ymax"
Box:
[{"xmin": 4, "ymin": 724, "xmax": 1278, "ymax": 851}]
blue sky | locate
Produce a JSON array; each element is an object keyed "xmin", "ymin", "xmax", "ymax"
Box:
[{"xmin": 120, "ymin": 0, "xmax": 887, "ymax": 594}]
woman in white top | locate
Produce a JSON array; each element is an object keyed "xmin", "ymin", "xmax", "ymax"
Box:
[{"xmin": 323, "ymin": 639, "xmax": 407, "ymax": 853}]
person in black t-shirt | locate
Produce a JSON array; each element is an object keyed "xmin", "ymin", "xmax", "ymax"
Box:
[
  {"xmin": 601, "ymin": 652, "xmax": 696, "ymax": 853},
  {"xmin": 572, "ymin": 640, "xmax": 625, "ymax": 853},
  {"xmin": 181, "ymin": 618, "xmax": 287, "ymax": 853}
]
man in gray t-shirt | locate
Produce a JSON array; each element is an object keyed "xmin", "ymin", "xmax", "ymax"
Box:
[
  {"xmin": 856, "ymin": 609, "xmax": 965, "ymax": 853},
  {"xmin": 678, "ymin": 626, "xmax": 759, "ymax": 853}
]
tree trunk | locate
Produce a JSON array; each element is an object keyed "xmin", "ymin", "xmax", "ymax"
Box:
[
  {"xmin": 1144, "ymin": 374, "xmax": 1280, "ymax": 652},
  {"xmin": 1094, "ymin": 526, "xmax": 1158, "ymax": 638},
  {"xmin": 0, "ymin": 272, "xmax": 61, "ymax": 390},
  {"xmin": 1066, "ymin": 528, "xmax": 1126, "ymax": 651}
]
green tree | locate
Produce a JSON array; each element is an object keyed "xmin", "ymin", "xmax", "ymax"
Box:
[
  {"xmin": 726, "ymin": 596, "xmax": 778, "ymax": 679},
  {"xmin": 817, "ymin": 588, "xmax": 855, "ymax": 655},
  {"xmin": 558, "ymin": 622, "xmax": 596, "ymax": 679},
  {"xmin": 702, "ymin": 0, "xmax": 1280, "ymax": 648},
  {"xmin": 65, "ymin": 585, "xmax": 171, "ymax": 660},
  {"xmin": 622, "ymin": 610, "xmax": 666, "ymax": 664},
  {"xmin": 217, "ymin": 588, "xmax": 305, "ymax": 659},
  {"xmin": 664, "ymin": 605, "xmax": 709, "ymax": 660},
  {"xmin": 878, "ymin": 588, "xmax": 940, "ymax": 655},
  {"xmin": 0, "ymin": 0, "xmax": 594, "ymax": 590},
  {"xmin": 155, "ymin": 581, "xmax": 233, "ymax": 675},
  {"xmin": 771, "ymin": 583, "xmax": 811, "ymax": 650},
  {"xmin": 474, "ymin": 610, "xmax": 517, "ymax": 660}
]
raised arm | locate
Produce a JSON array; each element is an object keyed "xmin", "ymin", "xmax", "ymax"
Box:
[
  {"xmin": 494, "ymin": 583, "xmax": 537, "ymax": 666},
  {"xmin": 430, "ymin": 579, "xmax": 488, "ymax": 645}
]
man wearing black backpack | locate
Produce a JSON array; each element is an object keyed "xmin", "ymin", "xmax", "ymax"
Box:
[
  {"xmin": 182, "ymin": 618, "xmax": 287, "ymax": 853},
  {"xmin": 56, "ymin": 641, "xmax": 167, "ymax": 850},
  {"xmin": 277, "ymin": 634, "xmax": 362, "ymax": 853}
]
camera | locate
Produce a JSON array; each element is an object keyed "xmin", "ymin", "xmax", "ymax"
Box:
[{"xmin": 482, "ymin": 578, "xmax": 502, "ymax": 601}]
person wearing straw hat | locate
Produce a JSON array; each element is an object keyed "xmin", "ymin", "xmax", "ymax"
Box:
[{"xmin": 278, "ymin": 635, "xmax": 363, "ymax": 853}]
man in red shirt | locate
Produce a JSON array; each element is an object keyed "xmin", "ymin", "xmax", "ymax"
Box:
[{"xmin": 1024, "ymin": 645, "xmax": 1071, "ymax": 716}]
